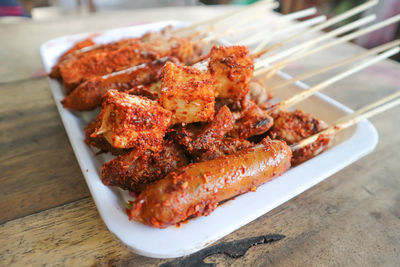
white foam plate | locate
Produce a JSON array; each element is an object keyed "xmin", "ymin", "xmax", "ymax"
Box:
[{"xmin": 40, "ymin": 20, "xmax": 378, "ymax": 258}]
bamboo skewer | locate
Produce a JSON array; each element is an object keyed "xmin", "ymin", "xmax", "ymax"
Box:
[
  {"xmin": 255, "ymin": 14, "xmax": 400, "ymax": 77},
  {"xmin": 212, "ymin": 2, "xmax": 279, "ymax": 29},
  {"xmin": 204, "ymin": 15, "xmax": 325, "ymax": 48},
  {"xmin": 174, "ymin": 0, "xmax": 276, "ymax": 35},
  {"xmin": 206, "ymin": 7, "xmax": 317, "ymax": 45},
  {"xmin": 268, "ymin": 47, "xmax": 400, "ymax": 112},
  {"xmin": 334, "ymin": 91, "xmax": 400, "ymax": 126},
  {"xmin": 60, "ymin": 1, "xmax": 279, "ymax": 59},
  {"xmin": 292, "ymin": 90, "xmax": 400, "ymax": 150},
  {"xmin": 200, "ymin": 1, "xmax": 280, "ymax": 39},
  {"xmin": 254, "ymin": 15, "xmax": 376, "ymax": 70},
  {"xmin": 270, "ymin": 40, "xmax": 400, "ymax": 90},
  {"xmin": 240, "ymin": 15, "xmax": 326, "ymax": 47},
  {"xmin": 237, "ymin": 7, "xmax": 318, "ymax": 45},
  {"xmin": 254, "ymin": 0, "xmax": 379, "ymax": 54},
  {"xmin": 198, "ymin": 2, "xmax": 303, "ymax": 45}
]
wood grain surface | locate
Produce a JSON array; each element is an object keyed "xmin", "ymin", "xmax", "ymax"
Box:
[{"xmin": 0, "ymin": 6, "xmax": 400, "ymax": 267}]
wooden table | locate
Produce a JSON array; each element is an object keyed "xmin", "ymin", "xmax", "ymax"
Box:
[{"xmin": 1, "ymin": 6, "xmax": 400, "ymax": 266}]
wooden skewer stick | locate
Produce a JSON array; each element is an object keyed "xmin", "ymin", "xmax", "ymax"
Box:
[
  {"xmin": 201, "ymin": 1, "xmax": 279, "ymax": 36},
  {"xmin": 204, "ymin": 14, "xmax": 324, "ymax": 49},
  {"xmin": 271, "ymin": 40, "xmax": 400, "ymax": 90},
  {"xmin": 196, "ymin": 2, "xmax": 280, "ymax": 44},
  {"xmin": 254, "ymin": 0, "xmax": 379, "ymax": 54},
  {"xmin": 268, "ymin": 47, "xmax": 400, "ymax": 112},
  {"xmin": 254, "ymin": 15, "xmax": 376, "ymax": 70},
  {"xmin": 204, "ymin": 6, "xmax": 315, "ymax": 44},
  {"xmin": 238, "ymin": 7, "xmax": 318, "ymax": 45},
  {"xmin": 211, "ymin": 2, "xmax": 279, "ymax": 29},
  {"xmin": 240, "ymin": 15, "xmax": 326, "ymax": 47},
  {"xmin": 256, "ymin": 14, "xmax": 400, "ymax": 77},
  {"xmin": 68, "ymin": 2, "xmax": 279, "ymax": 56},
  {"xmin": 174, "ymin": 0, "xmax": 275, "ymax": 35},
  {"xmin": 292, "ymin": 90, "xmax": 400, "ymax": 150}
]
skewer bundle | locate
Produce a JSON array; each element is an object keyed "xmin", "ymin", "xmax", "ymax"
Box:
[{"xmin": 50, "ymin": 0, "xmax": 400, "ymax": 228}]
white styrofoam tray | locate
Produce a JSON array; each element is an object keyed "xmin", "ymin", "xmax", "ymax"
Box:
[{"xmin": 40, "ymin": 20, "xmax": 378, "ymax": 258}]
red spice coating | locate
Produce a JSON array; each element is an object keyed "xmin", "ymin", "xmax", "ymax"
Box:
[
  {"xmin": 228, "ymin": 98, "xmax": 274, "ymax": 139},
  {"xmin": 92, "ymin": 90, "xmax": 172, "ymax": 150},
  {"xmin": 57, "ymin": 35, "xmax": 198, "ymax": 93},
  {"xmin": 160, "ymin": 62, "xmax": 216, "ymax": 124},
  {"xmin": 128, "ymin": 139, "xmax": 292, "ymax": 228},
  {"xmin": 61, "ymin": 57, "xmax": 176, "ymax": 111},
  {"xmin": 269, "ymin": 109, "xmax": 334, "ymax": 165},
  {"xmin": 60, "ymin": 45, "xmax": 158, "ymax": 93},
  {"xmin": 49, "ymin": 37, "xmax": 97, "ymax": 78},
  {"xmin": 208, "ymin": 45, "xmax": 254, "ymax": 100},
  {"xmin": 102, "ymin": 140, "xmax": 189, "ymax": 193}
]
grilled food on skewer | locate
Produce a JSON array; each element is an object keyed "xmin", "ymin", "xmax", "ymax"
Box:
[
  {"xmin": 89, "ymin": 90, "xmax": 172, "ymax": 151},
  {"xmin": 49, "ymin": 0, "xmax": 400, "ymax": 228},
  {"xmin": 102, "ymin": 139, "xmax": 189, "ymax": 194},
  {"xmin": 61, "ymin": 57, "xmax": 176, "ymax": 111}
]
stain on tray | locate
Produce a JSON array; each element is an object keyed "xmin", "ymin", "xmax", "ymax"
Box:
[{"xmin": 159, "ymin": 233, "xmax": 285, "ymax": 267}]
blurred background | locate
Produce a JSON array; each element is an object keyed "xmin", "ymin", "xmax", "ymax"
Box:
[{"xmin": 1, "ymin": 0, "xmax": 399, "ymax": 56}]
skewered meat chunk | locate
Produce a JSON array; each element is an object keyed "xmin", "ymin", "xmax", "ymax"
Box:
[
  {"xmin": 57, "ymin": 35, "xmax": 199, "ymax": 92},
  {"xmin": 198, "ymin": 138, "xmax": 253, "ymax": 162},
  {"xmin": 50, "ymin": 26, "xmax": 178, "ymax": 78},
  {"xmin": 189, "ymin": 105, "xmax": 235, "ymax": 152},
  {"xmin": 84, "ymin": 114, "xmax": 129, "ymax": 155},
  {"xmin": 208, "ymin": 45, "xmax": 254, "ymax": 100},
  {"xmin": 269, "ymin": 109, "xmax": 328, "ymax": 144},
  {"xmin": 49, "ymin": 37, "xmax": 97, "ymax": 78},
  {"xmin": 102, "ymin": 140, "xmax": 189, "ymax": 193},
  {"xmin": 61, "ymin": 57, "xmax": 174, "ymax": 111},
  {"xmin": 91, "ymin": 90, "xmax": 172, "ymax": 151},
  {"xmin": 171, "ymin": 106, "xmax": 251, "ymax": 161},
  {"xmin": 291, "ymin": 134, "xmax": 333, "ymax": 166},
  {"xmin": 160, "ymin": 62, "xmax": 216, "ymax": 124},
  {"xmin": 51, "ymin": 38, "xmax": 143, "ymax": 79},
  {"xmin": 268, "ymin": 109, "xmax": 333, "ymax": 165},
  {"xmin": 126, "ymin": 82, "xmax": 161, "ymax": 101},
  {"xmin": 248, "ymin": 81, "xmax": 274, "ymax": 108},
  {"xmin": 59, "ymin": 46, "xmax": 159, "ymax": 93},
  {"xmin": 228, "ymin": 99, "xmax": 274, "ymax": 139}
]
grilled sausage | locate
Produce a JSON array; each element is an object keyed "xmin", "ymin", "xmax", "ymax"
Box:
[{"xmin": 128, "ymin": 139, "xmax": 292, "ymax": 228}]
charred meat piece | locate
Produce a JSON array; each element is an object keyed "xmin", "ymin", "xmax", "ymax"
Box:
[
  {"xmin": 268, "ymin": 109, "xmax": 333, "ymax": 165},
  {"xmin": 91, "ymin": 90, "xmax": 172, "ymax": 151},
  {"xmin": 51, "ymin": 38, "xmax": 141, "ymax": 79},
  {"xmin": 191, "ymin": 105, "xmax": 236, "ymax": 152},
  {"xmin": 171, "ymin": 106, "xmax": 251, "ymax": 162},
  {"xmin": 49, "ymin": 37, "xmax": 97, "ymax": 78},
  {"xmin": 58, "ymin": 35, "xmax": 198, "ymax": 93},
  {"xmin": 84, "ymin": 115, "xmax": 129, "ymax": 155},
  {"xmin": 102, "ymin": 140, "xmax": 189, "ymax": 193},
  {"xmin": 291, "ymin": 134, "xmax": 333, "ymax": 166},
  {"xmin": 228, "ymin": 99, "xmax": 274, "ymax": 139},
  {"xmin": 208, "ymin": 45, "xmax": 254, "ymax": 101},
  {"xmin": 61, "ymin": 57, "xmax": 174, "ymax": 111},
  {"xmin": 50, "ymin": 27, "xmax": 177, "ymax": 78},
  {"xmin": 172, "ymin": 106, "xmax": 235, "ymax": 155},
  {"xmin": 248, "ymin": 80, "xmax": 274, "ymax": 108},
  {"xmin": 59, "ymin": 45, "xmax": 159, "ymax": 93},
  {"xmin": 160, "ymin": 62, "xmax": 216, "ymax": 124},
  {"xmin": 269, "ymin": 109, "xmax": 328, "ymax": 144},
  {"xmin": 125, "ymin": 82, "xmax": 161, "ymax": 101},
  {"xmin": 198, "ymin": 138, "xmax": 253, "ymax": 162},
  {"xmin": 214, "ymin": 97, "xmax": 243, "ymax": 113}
]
